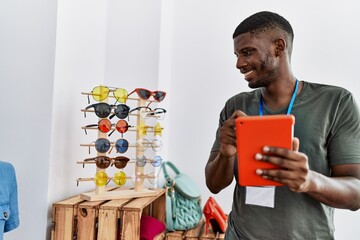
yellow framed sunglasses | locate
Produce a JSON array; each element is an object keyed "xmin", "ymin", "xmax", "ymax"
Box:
[{"xmin": 88, "ymin": 86, "xmax": 128, "ymax": 104}]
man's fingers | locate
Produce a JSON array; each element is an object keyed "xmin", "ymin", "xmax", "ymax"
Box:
[
  {"xmin": 232, "ymin": 110, "xmax": 247, "ymax": 119},
  {"xmin": 292, "ymin": 137, "xmax": 300, "ymax": 152}
]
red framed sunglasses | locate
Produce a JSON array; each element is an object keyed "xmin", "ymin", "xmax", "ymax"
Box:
[
  {"xmin": 128, "ymin": 88, "xmax": 166, "ymax": 103},
  {"xmin": 83, "ymin": 119, "xmax": 134, "ymax": 137}
]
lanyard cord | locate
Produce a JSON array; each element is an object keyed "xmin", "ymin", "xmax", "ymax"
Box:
[{"xmin": 259, "ymin": 79, "xmax": 299, "ymax": 116}]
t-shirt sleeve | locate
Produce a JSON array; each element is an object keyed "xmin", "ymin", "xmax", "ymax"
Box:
[
  {"xmin": 327, "ymin": 92, "xmax": 360, "ymax": 165},
  {"xmin": 4, "ymin": 164, "xmax": 20, "ymax": 232},
  {"xmin": 211, "ymin": 99, "xmax": 235, "ymax": 153}
]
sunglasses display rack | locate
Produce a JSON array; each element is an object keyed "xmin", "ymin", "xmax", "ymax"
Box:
[{"xmin": 77, "ymin": 86, "xmax": 166, "ymax": 201}]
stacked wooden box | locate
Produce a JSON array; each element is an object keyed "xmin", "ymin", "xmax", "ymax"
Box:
[
  {"xmin": 165, "ymin": 219, "xmax": 225, "ymax": 240},
  {"xmin": 51, "ymin": 188, "xmax": 166, "ymax": 240},
  {"xmin": 51, "ymin": 187, "xmax": 226, "ymax": 240}
]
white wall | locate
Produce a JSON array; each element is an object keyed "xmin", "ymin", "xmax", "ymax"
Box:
[
  {"xmin": 0, "ymin": 0, "xmax": 58, "ymax": 239},
  {"xmin": 0, "ymin": 0, "xmax": 359, "ymax": 239},
  {"xmin": 46, "ymin": 0, "xmax": 163, "ymax": 239}
]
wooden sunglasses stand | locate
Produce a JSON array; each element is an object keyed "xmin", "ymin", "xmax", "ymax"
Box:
[{"xmin": 78, "ymin": 90, "xmax": 165, "ymax": 201}]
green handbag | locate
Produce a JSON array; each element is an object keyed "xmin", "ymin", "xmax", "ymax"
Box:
[{"xmin": 162, "ymin": 161, "xmax": 203, "ymax": 231}]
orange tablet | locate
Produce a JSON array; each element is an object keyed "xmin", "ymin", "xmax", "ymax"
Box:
[{"xmin": 235, "ymin": 114, "xmax": 295, "ymax": 186}]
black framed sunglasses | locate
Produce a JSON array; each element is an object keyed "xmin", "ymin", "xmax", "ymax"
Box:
[
  {"xmin": 129, "ymin": 106, "xmax": 167, "ymax": 120},
  {"xmin": 84, "ymin": 103, "xmax": 131, "ymax": 119}
]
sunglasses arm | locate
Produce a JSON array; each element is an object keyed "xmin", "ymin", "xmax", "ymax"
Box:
[
  {"xmin": 77, "ymin": 160, "xmax": 95, "ymax": 168},
  {"xmin": 82, "ymin": 124, "xmax": 98, "ymax": 135},
  {"xmin": 108, "ymin": 145, "xmax": 115, "ymax": 154},
  {"xmin": 76, "ymin": 177, "xmax": 93, "ymax": 186},
  {"xmin": 146, "ymin": 100, "xmax": 154, "ymax": 107},
  {"xmin": 108, "ymin": 129, "xmax": 116, "ymax": 137}
]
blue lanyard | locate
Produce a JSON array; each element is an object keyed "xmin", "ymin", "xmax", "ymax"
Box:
[{"xmin": 259, "ymin": 79, "xmax": 299, "ymax": 116}]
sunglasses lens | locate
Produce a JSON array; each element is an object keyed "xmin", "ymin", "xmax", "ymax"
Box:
[
  {"xmin": 154, "ymin": 109, "xmax": 165, "ymax": 120},
  {"xmin": 92, "ymin": 86, "xmax": 109, "ymax": 101},
  {"xmin": 114, "ymin": 88, "xmax": 128, "ymax": 103},
  {"xmin": 95, "ymin": 156, "xmax": 111, "ymax": 169},
  {"xmin": 95, "ymin": 138, "xmax": 111, "ymax": 153},
  {"xmin": 153, "ymin": 123, "xmax": 163, "ymax": 136},
  {"xmin": 153, "ymin": 91, "xmax": 166, "ymax": 102},
  {"xmin": 136, "ymin": 120, "xmax": 147, "ymax": 136},
  {"xmin": 137, "ymin": 139, "xmax": 149, "ymax": 151},
  {"xmin": 137, "ymin": 89, "xmax": 151, "ymax": 100},
  {"xmin": 151, "ymin": 155, "xmax": 162, "ymax": 167},
  {"xmin": 136, "ymin": 156, "xmax": 146, "ymax": 167},
  {"xmin": 114, "ymin": 157, "xmax": 129, "ymax": 169},
  {"xmin": 116, "ymin": 120, "xmax": 129, "ymax": 133},
  {"xmin": 115, "ymin": 104, "xmax": 130, "ymax": 119},
  {"xmin": 94, "ymin": 103, "xmax": 111, "ymax": 118},
  {"xmin": 98, "ymin": 119, "xmax": 112, "ymax": 133},
  {"xmin": 113, "ymin": 171, "xmax": 127, "ymax": 186},
  {"xmin": 94, "ymin": 171, "xmax": 108, "ymax": 186},
  {"xmin": 115, "ymin": 139, "xmax": 129, "ymax": 153},
  {"xmin": 147, "ymin": 172, "xmax": 158, "ymax": 185},
  {"xmin": 113, "ymin": 88, "xmax": 128, "ymax": 103},
  {"xmin": 139, "ymin": 108, "xmax": 151, "ymax": 119},
  {"xmin": 151, "ymin": 139, "xmax": 162, "ymax": 152}
]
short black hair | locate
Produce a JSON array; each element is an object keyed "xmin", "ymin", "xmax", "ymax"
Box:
[{"xmin": 233, "ymin": 11, "xmax": 294, "ymax": 51}]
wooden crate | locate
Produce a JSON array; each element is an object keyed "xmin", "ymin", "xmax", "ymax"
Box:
[
  {"xmin": 51, "ymin": 188, "xmax": 166, "ymax": 240},
  {"xmin": 165, "ymin": 219, "xmax": 225, "ymax": 240}
]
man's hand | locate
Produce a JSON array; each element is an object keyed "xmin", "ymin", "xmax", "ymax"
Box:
[
  {"xmin": 205, "ymin": 110, "xmax": 247, "ymax": 193},
  {"xmin": 255, "ymin": 137, "xmax": 312, "ymax": 192},
  {"xmin": 219, "ymin": 110, "xmax": 247, "ymax": 158}
]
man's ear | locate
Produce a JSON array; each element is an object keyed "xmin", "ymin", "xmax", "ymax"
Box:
[{"xmin": 274, "ymin": 38, "xmax": 286, "ymax": 57}]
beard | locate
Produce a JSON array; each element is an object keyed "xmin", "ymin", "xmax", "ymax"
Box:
[{"xmin": 248, "ymin": 55, "xmax": 277, "ymax": 89}]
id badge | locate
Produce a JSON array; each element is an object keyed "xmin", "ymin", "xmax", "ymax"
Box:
[{"xmin": 245, "ymin": 186, "xmax": 275, "ymax": 208}]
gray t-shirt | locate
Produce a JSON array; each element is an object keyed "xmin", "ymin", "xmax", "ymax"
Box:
[{"xmin": 211, "ymin": 81, "xmax": 360, "ymax": 240}]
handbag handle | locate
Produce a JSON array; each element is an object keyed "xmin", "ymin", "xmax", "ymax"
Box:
[{"xmin": 161, "ymin": 161, "xmax": 180, "ymax": 187}]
